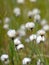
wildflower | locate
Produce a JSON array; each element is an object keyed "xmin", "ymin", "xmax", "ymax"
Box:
[
  {"xmin": 3, "ymin": 24, "xmax": 9, "ymax": 30},
  {"xmin": 20, "ymin": 24, "xmax": 26, "ymax": 31},
  {"xmin": 40, "ymin": 19, "xmax": 47, "ymax": 26},
  {"xmin": 25, "ymin": 22, "xmax": 35, "ymax": 30},
  {"xmin": 22, "ymin": 57, "xmax": 31, "ymax": 65},
  {"xmin": 37, "ymin": 59, "xmax": 41, "ymax": 65},
  {"xmin": 29, "ymin": 34, "xmax": 36, "ymax": 41},
  {"xmin": 17, "ymin": 29, "xmax": 26, "ymax": 37},
  {"xmin": 25, "ymin": 38, "xmax": 30, "ymax": 43},
  {"xmin": 42, "ymin": 24, "xmax": 49, "ymax": 31},
  {"xmin": 7, "ymin": 29, "xmax": 16, "ymax": 40},
  {"xmin": 37, "ymin": 29, "xmax": 45, "ymax": 36},
  {"xmin": 13, "ymin": 7, "xmax": 21, "ymax": 16},
  {"xmin": 4, "ymin": 17, "xmax": 10, "ymax": 24},
  {"xmin": 34, "ymin": 14, "xmax": 41, "ymax": 22},
  {"xmin": 14, "ymin": 38, "xmax": 21, "ymax": 46},
  {"xmin": 32, "ymin": 8, "xmax": 40, "ymax": 16},
  {"xmin": 36, "ymin": 35, "xmax": 45, "ymax": 44},
  {"xmin": 28, "ymin": 11, "xmax": 33, "ymax": 18},
  {"xmin": 17, "ymin": 0, "xmax": 24, "ymax": 4},
  {"xmin": 0, "ymin": 54, "xmax": 9, "ymax": 64},
  {"xmin": 16, "ymin": 44, "xmax": 24, "ymax": 50}
]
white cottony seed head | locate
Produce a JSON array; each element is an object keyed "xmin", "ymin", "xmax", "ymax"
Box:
[
  {"xmin": 16, "ymin": 44, "xmax": 24, "ymax": 50},
  {"xmin": 25, "ymin": 22, "xmax": 35, "ymax": 30},
  {"xmin": 17, "ymin": 29, "xmax": 26, "ymax": 37},
  {"xmin": 25, "ymin": 38, "xmax": 30, "ymax": 43},
  {"xmin": 14, "ymin": 38, "xmax": 21, "ymax": 45},
  {"xmin": 20, "ymin": 24, "xmax": 26, "ymax": 30},
  {"xmin": 3, "ymin": 24, "xmax": 9, "ymax": 30},
  {"xmin": 29, "ymin": 34, "xmax": 37, "ymax": 41},
  {"xmin": 37, "ymin": 29, "xmax": 45, "ymax": 36},
  {"xmin": 13, "ymin": 7, "xmax": 21, "ymax": 16},
  {"xmin": 28, "ymin": 11, "xmax": 33, "ymax": 17},
  {"xmin": 42, "ymin": 24, "xmax": 49, "ymax": 31},
  {"xmin": 32, "ymin": 8, "xmax": 40, "ymax": 16},
  {"xmin": 40, "ymin": 19, "xmax": 47, "ymax": 26},
  {"xmin": 34, "ymin": 14, "xmax": 41, "ymax": 22},
  {"xmin": 7, "ymin": 29, "xmax": 16, "ymax": 38},
  {"xmin": 36, "ymin": 35, "xmax": 45, "ymax": 44},
  {"xmin": 0, "ymin": 54, "xmax": 9, "ymax": 64},
  {"xmin": 1, "ymin": 54, "xmax": 8, "ymax": 61},
  {"xmin": 17, "ymin": 0, "xmax": 24, "ymax": 4},
  {"xmin": 37, "ymin": 59, "xmax": 41, "ymax": 65},
  {"xmin": 22, "ymin": 57, "xmax": 31, "ymax": 65},
  {"xmin": 4, "ymin": 17, "xmax": 10, "ymax": 24}
]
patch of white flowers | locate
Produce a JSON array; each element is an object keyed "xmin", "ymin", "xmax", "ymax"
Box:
[{"xmin": 1, "ymin": 0, "xmax": 49, "ymax": 65}]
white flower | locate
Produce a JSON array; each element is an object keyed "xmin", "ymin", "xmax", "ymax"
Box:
[
  {"xmin": 40, "ymin": 19, "xmax": 47, "ymax": 26},
  {"xmin": 37, "ymin": 59, "xmax": 41, "ymax": 65},
  {"xmin": 37, "ymin": 29, "xmax": 45, "ymax": 36},
  {"xmin": 42, "ymin": 24, "xmax": 49, "ymax": 31},
  {"xmin": 25, "ymin": 22, "xmax": 35, "ymax": 30},
  {"xmin": 22, "ymin": 57, "xmax": 31, "ymax": 65},
  {"xmin": 29, "ymin": 34, "xmax": 36, "ymax": 41},
  {"xmin": 32, "ymin": 8, "xmax": 40, "ymax": 16},
  {"xmin": 3, "ymin": 24, "xmax": 9, "ymax": 30},
  {"xmin": 34, "ymin": 14, "xmax": 41, "ymax": 22},
  {"xmin": 7, "ymin": 29, "xmax": 16, "ymax": 38},
  {"xmin": 14, "ymin": 38, "xmax": 21, "ymax": 46},
  {"xmin": 20, "ymin": 24, "xmax": 26, "ymax": 30},
  {"xmin": 17, "ymin": 29, "xmax": 26, "ymax": 37},
  {"xmin": 41, "ymin": 36, "xmax": 45, "ymax": 42},
  {"xmin": 16, "ymin": 44, "xmax": 24, "ymax": 50},
  {"xmin": 17, "ymin": 0, "xmax": 24, "ymax": 4},
  {"xmin": 28, "ymin": 11, "xmax": 33, "ymax": 18},
  {"xmin": 4, "ymin": 17, "xmax": 10, "ymax": 24},
  {"xmin": 13, "ymin": 7, "xmax": 21, "ymax": 16},
  {"xmin": 0, "ymin": 54, "xmax": 9, "ymax": 64},
  {"xmin": 25, "ymin": 38, "xmax": 30, "ymax": 43},
  {"xmin": 36, "ymin": 35, "xmax": 45, "ymax": 44},
  {"xmin": 30, "ymin": 0, "xmax": 36, "ymax": 2}
]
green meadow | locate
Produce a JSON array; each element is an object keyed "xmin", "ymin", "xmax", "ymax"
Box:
[{"xmin": 0, "ymin": 0, "xmax": 49, "ymax": 65}]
